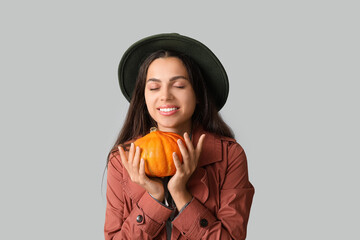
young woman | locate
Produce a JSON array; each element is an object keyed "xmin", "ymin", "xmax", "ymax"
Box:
[{"xmin": 105, "ymin": 33, "xmax": 255, "ymax": 240}]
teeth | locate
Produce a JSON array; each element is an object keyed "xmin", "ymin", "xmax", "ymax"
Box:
[{"xmin": 159, "ymin": 108, "xmax": 178, "ymax": 112}]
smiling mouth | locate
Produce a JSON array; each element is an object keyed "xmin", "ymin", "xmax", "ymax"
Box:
[
  {"xmin": 157, "ymin": 106, "xmax": 180, "ymax": 116},
  {"xmin": 159, "ymin": 107, "xmax": 179, "ymax": 112}
]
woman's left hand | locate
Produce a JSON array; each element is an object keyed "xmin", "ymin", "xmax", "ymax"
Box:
[{"xmin": 168, "ymin": 132, "xmax": 206, "ymax": 210}]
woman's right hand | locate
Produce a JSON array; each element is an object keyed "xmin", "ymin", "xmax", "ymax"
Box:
[{"xmin": 118, "ymin": 143, "xmax": 165, "ymax": 202}]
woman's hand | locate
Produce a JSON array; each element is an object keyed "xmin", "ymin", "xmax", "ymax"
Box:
[
  {"xmin": 118, "ymin": 143, "xmax": 165, "ymax": 202},
  {"xmin": 168, "ymin": 132, "xmax": 206, "ymax": 210}
]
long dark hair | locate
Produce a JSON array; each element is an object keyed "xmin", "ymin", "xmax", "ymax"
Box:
[{"xmin": 107, "ymin": 50, "xmax": 233, "ymax": 165}]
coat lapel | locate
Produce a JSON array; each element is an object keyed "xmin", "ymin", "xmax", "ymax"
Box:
[
  {"xmin": 187, "ymin": 128, "xmax": 223, "ymax": 203},
  {"xmin": 187, "ymin": 167, "xmax": 209, "ymax": 203}
]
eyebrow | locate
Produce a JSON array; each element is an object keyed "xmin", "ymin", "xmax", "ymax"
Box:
[{"xmin": 146, "ymin": 75, "xmax": 188, "ymax": 82}]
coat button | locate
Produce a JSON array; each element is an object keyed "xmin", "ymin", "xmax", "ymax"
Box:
[
  {"xmin": 200, "ymin": 218, "xmax": 208, "ymax": 227},
  {"xmin": 136, "ymin": 215, "xmax": 143, "ymax": 223}
]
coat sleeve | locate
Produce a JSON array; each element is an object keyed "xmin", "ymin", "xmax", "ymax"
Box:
[
  {"xmin": 104, "ymin": 150, "xmax": 174, "ymax": 240},
  {"xmin": 171, "ymin": 142, "xmax": 255, "ymax": 240}
]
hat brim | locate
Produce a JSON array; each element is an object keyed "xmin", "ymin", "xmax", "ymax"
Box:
[{"xmin": 118, "ymin": 33, "xmax": 229, "ymax": 110}]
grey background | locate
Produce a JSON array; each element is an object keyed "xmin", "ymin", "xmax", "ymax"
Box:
[{"xmin": 1, "ymin": 0, "xmax": 359, "ymax": 239}]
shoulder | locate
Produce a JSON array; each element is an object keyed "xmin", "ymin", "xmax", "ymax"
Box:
[
  {"xmin": 108, "ymin": 135, "xmax": 144, "ymax": 159},
  {"xmin": 207, "ymin": 131, "xmax": 247, "ymax": 164},
  {"xmin": 222, "ymin": 137, "xmax": 245, "ymax": 158},
  {"xmin": 107, "ymin": 137, "xmax": 139, "ymax": 170},
  {"xmin": 200, "ymin": 129, "xmax": 245, "ymax": 155},
  {"xmin": 217, "ymin": 135, "xmax": 246, "ymax": 169},
  {"xmin": 195, "ymin": 128, "xmax": 246, "ymax": 166}
]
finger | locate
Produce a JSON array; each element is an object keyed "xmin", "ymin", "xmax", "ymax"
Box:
[
  {"xmin": 139, "ymin": 158, "xmax": 149, "ymax": 184},
  {"xmin": 128, "ymin": 143, "xmax": 135, "ymax": 164},
  {"xmin": 133, "ymin": 146, "xmax": 141, "ymax": 169},
  {"xmin": 195, "ymin": 134, "xmax": 206, "ymax": 160},
  {"xmin": 118, "ymin": 146, "xmax": 128, "ymax": 169},
  {"xmin": 183, "ymin": 132, "xmax": 194, "ymax": 153},
  {"xmin": 139, "ymin": 158, "xmax": 146, "ymax": 177},
  {"xmin": 177, "ymin": 139, "xmax": 190, "ymax": 165},
  {"xmin": 172, "ymin": 152, "xmax": 182, "ymax": 171}
]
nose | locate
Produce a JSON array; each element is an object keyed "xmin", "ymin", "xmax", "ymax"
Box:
[{"xmin": 160, "ymin": 86, "xmax": 173, "ymax": 101}]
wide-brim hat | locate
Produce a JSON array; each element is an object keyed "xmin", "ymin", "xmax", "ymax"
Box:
[{"xmin": 118, "ymin": 33, "xmax": 229, "ymax": 110}]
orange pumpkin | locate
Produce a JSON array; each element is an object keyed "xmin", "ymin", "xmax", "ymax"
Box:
[{"xmin": 134, "ymin": 128, "xmax": 185, "ymax": 177}]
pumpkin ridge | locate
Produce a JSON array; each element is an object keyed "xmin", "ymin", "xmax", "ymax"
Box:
[
  {"xmin": 159, "ymin": 132, "xmax": 170, "ymax": 176},
  {"xmin": 148, "ymin": 133, "xmax": 157, "ymax": 177}
]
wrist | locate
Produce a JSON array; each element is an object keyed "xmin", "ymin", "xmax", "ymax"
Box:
[
  {"xmin": 170, "ymin": 189, "xmax": 192, "ymax": 210},
  {"xmin": 150, "ymin": 192, "xmax": 164, "ymax": 202}
]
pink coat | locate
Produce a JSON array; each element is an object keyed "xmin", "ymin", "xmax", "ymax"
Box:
[{"xmin": 104, "ymin": 127, "xmax": 255, "ymax": 239}]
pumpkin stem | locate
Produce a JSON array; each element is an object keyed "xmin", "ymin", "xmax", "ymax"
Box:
[{"xmin": 150, "ymin": 127, "xmax": 158, "ymax": 132}]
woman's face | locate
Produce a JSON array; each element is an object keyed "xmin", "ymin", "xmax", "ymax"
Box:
[{"xmin": 144, "ymin": 57, "xmax": 196, "ymax": 135}]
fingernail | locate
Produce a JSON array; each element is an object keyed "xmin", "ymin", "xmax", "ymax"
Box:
[{"xmin": 177, "ymin": 139, "xmax": 182, "ymax": 144}]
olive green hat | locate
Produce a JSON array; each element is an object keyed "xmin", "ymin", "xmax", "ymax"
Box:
[{"xmin": 118, "ymin": 33, "xmax": 229, "ymax": 110}]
